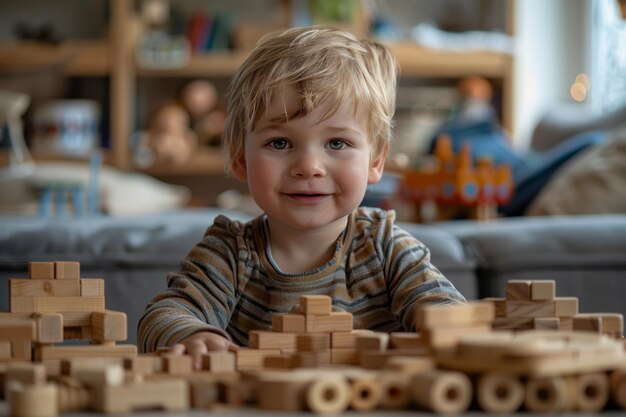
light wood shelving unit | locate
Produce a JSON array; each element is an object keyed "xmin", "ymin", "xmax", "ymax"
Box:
[{"xmin": 0, "ymin": 0, "xmax": 515, "ymax": 179}]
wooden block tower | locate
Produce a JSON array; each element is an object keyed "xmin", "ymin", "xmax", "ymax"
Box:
[{"xmin": 4, "ymin": 261, "xmax": 136, "ymax": 374}]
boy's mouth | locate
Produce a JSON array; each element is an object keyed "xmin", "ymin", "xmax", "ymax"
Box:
[{"xmin": 283, "ymin": 192, "xmax": 330, "ymax": 203}]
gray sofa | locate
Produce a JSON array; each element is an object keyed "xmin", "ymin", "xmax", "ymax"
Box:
[{"xmin": 1, "ymin": 209, "xmax": 625, "ymax": 344}]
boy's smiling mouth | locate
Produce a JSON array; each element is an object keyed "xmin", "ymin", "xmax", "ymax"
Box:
[{"xmin": 282, "ymin": 192, "xmax": 331, "ymax": 203}]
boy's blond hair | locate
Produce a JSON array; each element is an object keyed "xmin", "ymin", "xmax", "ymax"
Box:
[{"xmin": 222, "ymin": 26, "xmax": 398, "ymax": 173}]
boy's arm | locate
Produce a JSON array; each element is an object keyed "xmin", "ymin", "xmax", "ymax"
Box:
[
  {"xmin": 383, "ymin": 224, "xmax": 467, "ymax": 332},
  {"xmin": 137, "ymin": 226, "xmax": 242, "ymax": 353}
]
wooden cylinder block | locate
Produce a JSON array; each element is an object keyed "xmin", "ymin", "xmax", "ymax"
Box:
[
  {"xmin": 572, "ymin": 372, "xmax": 609, "ymax": 412},
  {"xmin": 380, "ymin": 374, "xmax": 410, "ymax": 410},
  {"xmin": 305, "ymin": 378, "xmax": 350, "ymax": 414},
  {"xmin": 524, "ymin": 377, "xmax": 572, "ymax": 412},
  {"xmin": 8, "ymin": 383, "xmax": 58, "ymax": 417},
  {"xmin": 349, "ymin": 377, "xmax": 383, "ymax": 411},
  {"xmin": 412, "ymin": 370, "xmax": 472, "ymax": 414},
  {"xmin": 476, "ymin": 373, "xmax": 524, "ymax": 413}
]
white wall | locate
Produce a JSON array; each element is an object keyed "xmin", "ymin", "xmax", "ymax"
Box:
[{"xmin": 513, "ymin": 0, "xmax": 591, "ymax": 149}]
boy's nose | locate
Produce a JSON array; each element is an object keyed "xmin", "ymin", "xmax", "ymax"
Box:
[{"xmin": 290, "ymin": 151, "xmax": 326, "ymax": 178}]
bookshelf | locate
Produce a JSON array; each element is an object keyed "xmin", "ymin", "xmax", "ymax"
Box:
[{"xmin": 0, "ymin": 0, "xmax": 515, "ymax": 180}]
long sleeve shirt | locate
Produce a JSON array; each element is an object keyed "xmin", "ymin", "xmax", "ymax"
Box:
[{"xmin": 137, "ymin": 207, "xmax": 466, "ymax": 352}]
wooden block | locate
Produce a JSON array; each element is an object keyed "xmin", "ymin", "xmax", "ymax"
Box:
[
  {"xmin": 505, "ymin": 300, "xmax": 556, "ymax": 317},
  {"xmin": 92, "ymin": 379, "xmax": 189, "ymax": 413},
  {"xmin": 531, "ymin": 280, "xmax": 556, "ymax": 301},
  {"xmin": 189, "ymin": 379, "xmax": 219, "ymax": 409},
  {"xmin": 10, "ymin": 296, "xmax": 105, "ymax": 314},
  {"xmin": 411, "ymin": 370, "xmax": 472, "ymax": 414},
  {"xmin": 417, "ymin": 301, "xmax": 495, "ymax": 329},
  {"xmin": 10, "ymin": 340, "xmax": 33, "ymax": 361},
  {"xmin": 162, "ymin": 354, "xmax": 193, "ymax": 375},
  {"xmin": 54, "ymin": 261, "xmax": 80, "ymax": 280},
  {"xmin": 248, "ymin": 330, "xmax": 297, "ymax": 350},
  {"xmin": 124, "ymin": 356, "xmax": 161, "ymax": 375},
  {"xmin": 573, "ymin": 313, "xmax": 623, "ymax": 338},
  {"xmin": 555, "ymin": 297, "xmax": 579, "ymax": 317},
  {"xmin": 534, "ymin": 317, "xmax": 560, "ymax": 330},
  {"xmin": 299, "ymin": 295, "xmax": 332, "ymax": 316},
  {"xmin": 80, "ymin": 279, "xmax": 105, "ymax": 296},
  {"xmin": 32, "ymin": 313, "xmax": 64, "ymax": 343},
  {"xmin": 58, "ymin": 312, "xmax": 92, "ymax": 327},
  {"xmin": 264, "ymin": 354, "xmax": 296, "ymax": 369},
  {"xmin": 10, "ymin": 279, "xmax": 80, "ymax": 297},
  {"xmin": 293, "ymin": 351, "xmax": 331, "ymax": 368},
  {"xmin": 492, "ymin": 317, "xmax": 534, "ymax": 330},
  {"xmin": 61, "ymin": 357, "xmax": 125, "ymax": 376},
  {"xmin": 506, "ymin": 280, "xmax": 532, "ymax": 300},
  {"xmin": 385, "ymin": 356, "xmax": 435, "ymax": 374},
  {"xmin": 573, "ymin": 315, "xmax": 602, "ymax": 334},
  {"xmin": 257, "ymin": 377, "xmax": 308, "ymax": 411},
  {"xmin": 5, "ymin": 363, "xmax": 46, "ymax": 392},
  {"xmin": 35, "ymin": 344, "xmax": 137, "ymax": 361},
  {"xmin": 0, "ymin": 318, "xmax": 36, "ymax": 340},
  {"xmin": 422, "ymin": 324, "xmax": 491, "ymax": 348},
  {"xmin": 7, "ymin": 383, "xmax": 58, "ymax": 417},
  {"xmin": 483, "ymin": 297, "xmax": 507, "ymax": 317},
  {"xmin": 91, "ymin": 310, "xmax": 127, "ymax": 342},
  {"xmin": 200, "ymin": 351, "xmax": 236, "ymax": 372},
  {"xmin": 74, "ymin": 364, "xmax": 124, "ymax": 387},
  {"xmin": 306, "ymin": 312, "xmax": 353, "ymax": 333},
  {"xmin": 356, "ymin": 332, "xmax": 389, "ymax": 352},
  {"xmin": 559, "ymin": 317, "xmax": 574, "ymax": 330},
  {"xmin": 331, "ymin": 330, "xmax": 373, "ymax": 348},
  {"xmin": 358, "ymin": 348, "xmax": 429, "ymax": 370},
  {"xmin": 235, "ymin": 348, "xmax": 281, "ymax": 371},
  {"xmin": 349, "ymin": 375, "xmax": 384, "ymax": 411},
  {"xmin": 296, "ymin": 333, "xmax": 330, "ymax": 352},
  {"xmin": 330, "ymin": 348, "xmax": 358, "ymax": 365},
  {"xmin": 272, "ymin": 314, "xmax": 305, "ymax": 332},
  {"xmin": 389, "ymin": 332, "xmax": 425, "ymax": 349},
  {"xmin": 0, "ymin": 340, "xmax": 11, "ymax": 359},
  {"xmin": 28, "ymin": 262, "xmax": 55, "ymax": 280}
]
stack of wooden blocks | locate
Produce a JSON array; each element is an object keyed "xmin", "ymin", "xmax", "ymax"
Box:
[
  {"xmin": 242, "ymin": 295, "xmax": 361, "ymax": 370},
  {"xmin": 485, "ymin": 279, "xmax": 624, "ymax": 338},
  {"xmin": 2, "ymin": 261, "xmax": 136, "ymax": 375}
]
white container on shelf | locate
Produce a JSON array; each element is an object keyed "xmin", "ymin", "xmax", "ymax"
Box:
[{"xmin": 32, "ymin": 100, "xmax": 100, "ymax": 156}]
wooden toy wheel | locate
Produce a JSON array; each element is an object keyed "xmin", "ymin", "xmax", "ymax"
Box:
[
  {"xmin": 524, "ymin": 377, "xmax": 569, "ymax": 412},
  {"xmin": 305, "ymin": 378, "xmax": 350, "ymax": 414},
  {"xmin": 412, "ymin": 370, "xmax": 472, "ymax": 414},
  {"xmin": 349, "ymin": 377, "xmax": 383, "ymax": 411},
  {"xmin": 476, "ymin": 373, "xmax": 524, "ymax": 413},
  {"xmin": 574, "ymin": 372, "xmax": 609, "ymax": 412}
]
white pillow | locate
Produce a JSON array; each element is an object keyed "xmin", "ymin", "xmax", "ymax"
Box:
[{"xmin": 29, "ymin": 161, "xmax": 190, "ymax": 216}]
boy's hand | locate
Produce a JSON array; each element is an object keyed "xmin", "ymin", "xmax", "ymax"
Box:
[{"xmin": 171, "ymin": 331, "xmax": 238, "ymax": 370}]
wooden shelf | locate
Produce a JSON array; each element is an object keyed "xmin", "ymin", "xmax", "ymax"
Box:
[
  {"xmin": 388, "ymin": 42, "xmax": 511, "ymax": 78},
  {"xmin": 137, "ymin": 50, "xmax": 250, "ymax": 77},
  {"xmin": 135, "ymin": 43, "xmax": 511, "ymax": 79},
  {"xmin": 139, "ymin": 147, "xmax": 226, "ymax": 176},
  {"xmin": 0, "ymin": 41, "xmax": 110, "ymax": 76}
]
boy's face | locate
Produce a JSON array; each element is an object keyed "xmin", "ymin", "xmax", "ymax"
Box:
[{"xmin": 231, "ymin": 89, "xmax": 386, "ymax": 232}]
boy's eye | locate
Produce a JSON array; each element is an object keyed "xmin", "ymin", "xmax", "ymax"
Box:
[
  {"xmin": 269, "ymin": 138, "xmax": 289, "ymax": 150},
  {"xmin": 328, "ymin": 139, "xmax": 346, "ymax": 150}
]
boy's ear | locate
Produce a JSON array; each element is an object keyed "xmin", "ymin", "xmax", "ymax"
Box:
[
  {"xmin": 367, "ymin": 144, "xmax": 388, "ymax": 184},
  {"xmin": 230, "ymin": 151, "xmax": 248, "ymax": 182}
]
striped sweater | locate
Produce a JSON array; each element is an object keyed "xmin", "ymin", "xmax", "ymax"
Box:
[{"xmin": 137, "ymin": 207, "xmax": 466, "ymax": 352}]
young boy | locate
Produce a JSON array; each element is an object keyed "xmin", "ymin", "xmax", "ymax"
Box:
[{"xmin": 138, "ymin": 26, "xmax": 466, "ymax": 367}]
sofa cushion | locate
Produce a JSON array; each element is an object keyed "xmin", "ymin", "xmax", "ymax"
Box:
[{"xmin": 438, "ymin": 215, "xmax": 626, "ymax": 317}]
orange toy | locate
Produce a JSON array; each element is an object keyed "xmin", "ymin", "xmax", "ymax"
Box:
[{"xmin": 400, "ymin": 135, "xmax": 515, "ymax": 222}]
